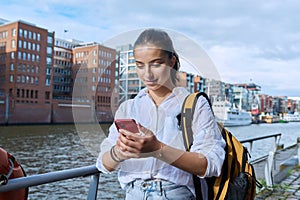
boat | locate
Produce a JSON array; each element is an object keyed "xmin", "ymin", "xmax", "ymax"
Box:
[
  {"xmin": 283, "ymin": 112, "xmax": 300, "ymax": 122},
  {"xmin": 261, "ymin": 115, "xmax": 280, "ymax": 123},
  {"xmin": 212, "ymin": 101, "xmax": 252, "ymax": 126}
]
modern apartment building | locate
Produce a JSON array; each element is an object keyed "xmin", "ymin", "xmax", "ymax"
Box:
[
  {"xmin": 0, "ymin": 20, "xmax": 54, "ymax": 124},
  {"xmin": 53, "ymin": 38, "xmax": 80, "ymax": 100},
  {"xmin": 118, "ymin": 44, "xmax": 143, "ymax": 103},
  {"xmin": 205, "ymin": 79, "xmax": 226, "ymax": 103},
  {"xmin": 177, "ymin": 71, "xmax": 205, "ymax": 93}
]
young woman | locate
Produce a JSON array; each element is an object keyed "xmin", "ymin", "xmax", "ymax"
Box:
[{"xmin": 96, "ymin": 28, "xmax": 225, "ymax": 200}]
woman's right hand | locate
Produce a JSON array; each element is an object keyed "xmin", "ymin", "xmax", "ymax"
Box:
[{"xmin": 115, "ymin": 126, "xmax": 161, "ymax": 159}]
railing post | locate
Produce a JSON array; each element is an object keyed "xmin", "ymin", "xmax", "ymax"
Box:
[
  {"xmin": 297, "ymin": 137, "xmax": 300, "ymax": 166},
  {"xmin": 264, "ymin": 151, "xmax": 274, "ymax": 188},
  {"xmin": 87, "ymin": 173, "xmax": 100, "ymax": 200}
]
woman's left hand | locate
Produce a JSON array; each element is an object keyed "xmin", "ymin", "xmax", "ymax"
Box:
[{"xmin": 117, "ymin": 124, "xmax": 161, "ymax": 158}]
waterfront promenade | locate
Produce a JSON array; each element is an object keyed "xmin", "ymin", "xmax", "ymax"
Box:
[
  {"xmin": 255, "ymin": 167, "xmax": 300, "ymax": 199},
  {"xmin": 254, "ymin": 143, "xmax": 300, "ymax": 200}
]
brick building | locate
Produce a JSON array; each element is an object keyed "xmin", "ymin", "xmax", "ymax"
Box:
[{"xmin": 0, "ymin": 20, "xmax": 54, "ymax": 124}]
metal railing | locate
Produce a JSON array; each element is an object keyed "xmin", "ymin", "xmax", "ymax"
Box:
[
  {"xmin": 0, "ymin": 165, "xmax": 101, "ymax": 200},
  {"xmin": 0, "ymin": 132, "xmax": 286, "ymax": 198},
  {"xmin": 240, "ymin": 132, "xmax": 282, "ymax": 162},
  {"xmin": 240, "ymin": 133, "xmax": 282, "ymax": 187}
]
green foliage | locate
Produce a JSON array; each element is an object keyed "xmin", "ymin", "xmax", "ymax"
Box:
[{"xmin": 256, "ymin": 178, "xmax": 290, "ymax": 194}]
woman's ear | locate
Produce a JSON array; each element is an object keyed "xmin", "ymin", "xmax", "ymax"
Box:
[{"xmin": 170, "ymin": 55, "xmax": 176, "ymax": 68}]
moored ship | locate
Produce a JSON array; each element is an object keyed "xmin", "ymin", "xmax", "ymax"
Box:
[
  {"xmin": 212, "ymin": 101, "xmax": 252, "ymax": 126},
  {"xmin": 283, "ymin": 112, "xmax": 300, "ymax": 122}
]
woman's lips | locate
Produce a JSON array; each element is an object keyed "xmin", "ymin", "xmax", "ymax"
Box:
[{"xmin": 145, "ymin": 80, "xmax": 158, "ymax": 85}]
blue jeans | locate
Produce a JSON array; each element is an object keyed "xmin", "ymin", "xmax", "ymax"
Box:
[{"xmin": 125, "ymin": 179, "xmax": 195, "ymax": 200}]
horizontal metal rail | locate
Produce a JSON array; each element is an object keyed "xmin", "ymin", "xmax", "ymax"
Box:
[
  {"xmin": 0, "ymin": 164, "xmax": 100, "ymax": 199},
  {"xmin": 240, "ymin": 133, "xmax": 281, "ymax": 160},
  {"xmin": 240, "ymin": 133, "xmax": 282, "ymax": 144},
  {"xmin": 0, "ymin": 133, "xmax": 283, "ymax": 198}
]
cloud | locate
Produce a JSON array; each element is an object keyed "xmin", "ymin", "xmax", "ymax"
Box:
[
  {"xmin": 1, "ymin": 0, "xmax": 299, "ymax": 96},
  {"xmin": 207, "ymin": 44, "xmax": 300, "ymax": 96}
]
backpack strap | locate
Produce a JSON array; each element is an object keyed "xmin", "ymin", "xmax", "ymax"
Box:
[
  {"xmin": 181, "ymin": 92, "xmax": 212, "ymax": 150},
  {"xmin": 181, "ymin": 92, "xmax": 212, "ymax": 200}
]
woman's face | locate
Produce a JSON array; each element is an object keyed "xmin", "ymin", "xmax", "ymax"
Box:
[{"xmin": 134, "ymin": 45, "xmax": 175, "ymax": 92}]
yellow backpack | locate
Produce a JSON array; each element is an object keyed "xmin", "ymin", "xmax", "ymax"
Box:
[{"xmin": 180, "ymin": 92, "xmax": 262, "ymax": 200}]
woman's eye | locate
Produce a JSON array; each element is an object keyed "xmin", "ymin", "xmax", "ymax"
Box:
[
  {"xmin": 136, "ymin": 64, "xmax": 144, "ymax": 69},
  {"xmin": 150, "ymin": 63, "xmax": 163, "ymax": 67}
]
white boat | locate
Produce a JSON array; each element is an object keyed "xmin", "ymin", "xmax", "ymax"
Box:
[
  {"xmin": 283, "ymin": 112, "xmax": 300, "ymax": 122},
  {"xmin": 212, "ymin": 101, "xmax": 252, "ymax": 126}
]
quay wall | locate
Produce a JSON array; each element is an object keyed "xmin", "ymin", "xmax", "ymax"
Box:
[{"xmin": 0, "ymin": 99, "xmax": 114, "ymax": 125}]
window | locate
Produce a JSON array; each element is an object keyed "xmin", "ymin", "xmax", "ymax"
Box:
[
  {"xmin": 37, "ymin": 44, "xmax": 40, "ymax": 51},
  {"xmin": 47, "ymin": 35, "xmax": 52, "ymax": 44},
  {"xmin": 32, "ymin": 43, "xmax": 36, "ymax": 51},
  {"xmin": 11, "ymin": 40, "xmax": 15, "ymax": 48},
  {"xmin": 28, "ymin": 42, "xmax": 31, "ymax": 50},
  {"xmin": 11, "ymin": 52, "xmax": 15, "ymax": 59},
  {"xmin": 46, "ymin": 57, "xmax": 52, "ymax": 65},
  {"xmin": 28, "ymin": 31, "xmax": 32, "ymax": 39},
  {"xmin": 37, "ymin": 33, "xmax": 41, "ymax": 41},
  {"xmin": 10, "ymin": 63, "xmax": 14, "ymax": 71},
  {"xmin": 19, "ymin": 28, "xmax": 23, "ymax": 37},
  {"xmin": 10, "ymin": 75, "xmax": 14, "ymax": 82},
  {"xmin": 12, "ymin": 28, "xmax": 16, "ymax": 36},
  {"xmin": 23, "ymin": 41, "xmax": 27, "ymax": 49},
  {"xmin": 24, "ymin": 30, "xmax": 28, "ymax": 38},
  {"xmin": 18, "ymin": 40, "xmax": 22, "ymax": 48},
  {"xmin": 17, "ymin": 64, "xmax": 21, "ymax": 71},
  {"xmin": 45, "ymin": 78, "xmax": 50, "ymax": 86},
  {"xmin": 47, "ymin": 47, "xmax": 52, "ymax": 55},
  {"xmin": 46, "ymin": 68, "xmax": 51, "ymax": 75},
  {"xmin": 45, "ymin": 91, "xmax": 50, "ymax": 99},
  {"xmin": 33, "ymin": 32, "xmax": 36, "ymax": 40}
]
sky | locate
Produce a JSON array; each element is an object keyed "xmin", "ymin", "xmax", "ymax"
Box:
[{"xmin": 1, "ymin": 0, "xmax": 300, "ymax": 97}]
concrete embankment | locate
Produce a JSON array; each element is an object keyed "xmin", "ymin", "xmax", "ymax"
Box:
[{"xmin": 254, "ymin": 143, "xmax": 300, "ymax": 199}]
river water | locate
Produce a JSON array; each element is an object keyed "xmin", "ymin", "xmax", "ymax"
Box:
[{"xmin": 1, "ymin": 122, "xmax": 300, "ymax": 199}]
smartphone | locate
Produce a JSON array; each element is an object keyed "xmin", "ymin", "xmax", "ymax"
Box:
[{"xmin": 114, "ymin": 119, "xmax": 139, "ymax": 133}]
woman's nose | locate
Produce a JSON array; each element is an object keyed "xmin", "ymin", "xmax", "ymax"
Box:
[{"xmin": 144, "ymin": 65, "xmax": 153, "ymax": 78}]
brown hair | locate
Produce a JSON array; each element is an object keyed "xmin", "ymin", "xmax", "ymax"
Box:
[{"xmin": 133, "ymin": 28, "xmax": 180, "ymax": 85}]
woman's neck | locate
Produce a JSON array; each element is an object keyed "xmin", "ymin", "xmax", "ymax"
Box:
[{"xmin": 148, "ymin": 85, "xmax": 174, "ymax": 106}]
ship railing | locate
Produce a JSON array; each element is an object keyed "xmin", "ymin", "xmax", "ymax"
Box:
[{"xmin": 0, "ymin": 133, "xmax": 289, "ymax": 197}]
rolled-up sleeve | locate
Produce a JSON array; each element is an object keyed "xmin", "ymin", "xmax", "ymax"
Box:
[
  {"xmin": 96, "ymin": 100, "xmax": 133, "ymax": 173},
  {"xmin": 190, "ymin": 96, "xmax": 226, "ymax": 178}
]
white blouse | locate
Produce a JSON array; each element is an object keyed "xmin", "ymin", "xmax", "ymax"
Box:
[{"xmin": 96, "ymin": 87, "xmax": 225, "ymax": 198}]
